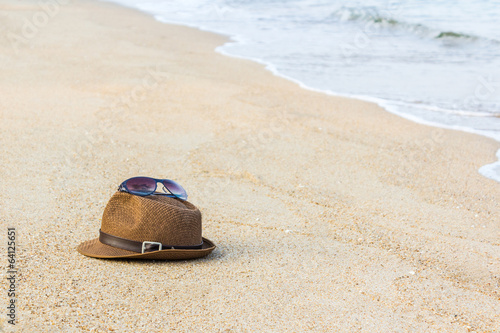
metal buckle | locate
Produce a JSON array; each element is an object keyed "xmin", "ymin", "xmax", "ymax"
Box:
[{"xmin": 142, "ymin": 241, "xmax": 163, "ymax": 254}]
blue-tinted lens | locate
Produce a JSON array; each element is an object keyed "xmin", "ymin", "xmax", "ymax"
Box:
[
  {"xmin": 125, "ymin": 177, "xmax": 157, "ymax": 195},
  {"xmin": 162, "ymin": 179, "xmax": 187, "ymax": 200}
]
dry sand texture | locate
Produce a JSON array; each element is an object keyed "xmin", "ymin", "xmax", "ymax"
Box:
[{"xmin": 0, "ymin": 0, "xmax": 499, "ymax": 331}]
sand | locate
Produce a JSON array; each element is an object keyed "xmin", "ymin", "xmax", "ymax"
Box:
[{"xmin": 1, "ymin": 0, "xmax": 499, "ymax": 332}]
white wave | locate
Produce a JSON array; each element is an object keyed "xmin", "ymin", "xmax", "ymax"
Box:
[{"xmin": 479, "ymin": 150, "xmax": 500, "ymax": 183}]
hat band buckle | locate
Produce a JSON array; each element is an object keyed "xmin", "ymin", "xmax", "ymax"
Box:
[{"xmin": 142, "ymin": 241, "xmax": 163, "ymax": 254}]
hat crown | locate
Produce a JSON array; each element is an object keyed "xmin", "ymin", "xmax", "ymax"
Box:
[{"xmin": 101, "ymin": 192, "xmax": 202, "ymax": 247}]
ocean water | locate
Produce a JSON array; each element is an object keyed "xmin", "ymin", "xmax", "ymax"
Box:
[{"xmin": 107, "ymin": 0, "xmax": 500, "ymax": 183}]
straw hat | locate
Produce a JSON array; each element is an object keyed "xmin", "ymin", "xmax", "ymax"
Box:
[{"xmin": 78, "ymin": 191, "xmax": 216, "ymax": 260}]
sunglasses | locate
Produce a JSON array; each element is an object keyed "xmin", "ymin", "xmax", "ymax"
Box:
[{"xmin": 118, "ymin": 177, "xmax": 187, "ymax": 200}]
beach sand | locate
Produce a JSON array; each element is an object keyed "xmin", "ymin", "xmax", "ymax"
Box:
[{"xmin": 1, "ymin": 0, "xmax": 499, "ymax": 331}]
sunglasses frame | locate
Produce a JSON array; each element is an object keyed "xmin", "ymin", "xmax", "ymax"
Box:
[{"xmin": 118, "ymin": 177, "xmax": 187, "ymax": 200}]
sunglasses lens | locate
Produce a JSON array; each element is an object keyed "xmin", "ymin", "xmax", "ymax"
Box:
[
  {"xmin": 125, "ymin": 177, "xmax": 156, "ymax": 195},
  {"xmin": 162, "ymin": 179, "xmax": 188, "ymax": 200}
]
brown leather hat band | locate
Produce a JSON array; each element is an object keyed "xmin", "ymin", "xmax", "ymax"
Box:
[{"xmin": 99, "ymin": 229, "xmax": 203, "ymax": 253}]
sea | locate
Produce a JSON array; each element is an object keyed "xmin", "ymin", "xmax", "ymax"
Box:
[{"xmin": 107, "ymin": 0, "xmax": 500, "ymax": 183}]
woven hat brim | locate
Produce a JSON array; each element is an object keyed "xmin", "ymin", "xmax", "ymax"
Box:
[{"xmin": 77, "ymin": 237, "xmax": 216, "ymax": 260}]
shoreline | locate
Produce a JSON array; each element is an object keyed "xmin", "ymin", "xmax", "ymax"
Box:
[
  {"xmin": 1, "ymin": 0, "xmax": 500, "ymax": 331},
  {"xmin": 190, "ymin": 19, "xmax": 500, "ymax": 184},
  {"xmin": 108, "ymin": 0, "xmax": 500, "ymax": 183}
]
